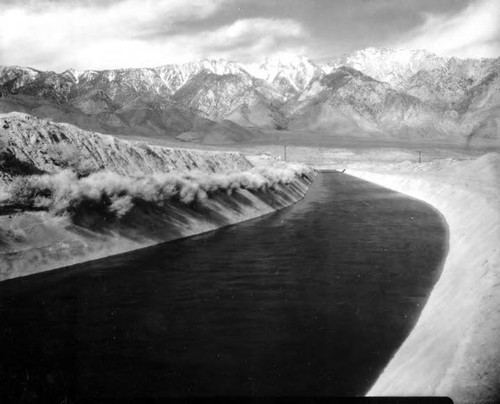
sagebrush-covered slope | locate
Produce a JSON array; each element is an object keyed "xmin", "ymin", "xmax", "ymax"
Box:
[{"xmin": 0, "ymin": 112, "xmax": 315, "ymax": 280}]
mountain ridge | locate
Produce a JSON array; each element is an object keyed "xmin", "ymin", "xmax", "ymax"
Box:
[{"xmin": 1, "ymin": 48, "xmax": 499, "ymax": 143}]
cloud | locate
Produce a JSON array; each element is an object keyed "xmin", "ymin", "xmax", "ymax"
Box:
[
  {"xmin": 84, "ymin": 18, "xmax": 306, "ymax": 68},
  {"xmin": 0, "ymin": 0, "xmax": 227, "ymax": 70},
  {"xmin": 0, "ymin": 0, "xmax": 306, "ymax": 71},
  {"xmin": 394, "ymin": 0, "xmax": 500, "ymax": 58},
  {"xmin": 198, "ymin": 18, "xmax": 306, "ymax": 58}
]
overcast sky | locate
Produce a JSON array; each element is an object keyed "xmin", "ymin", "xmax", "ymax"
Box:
[{"xmin": 1, "ymin": 0, "xmax": 499, "ymax": 72}]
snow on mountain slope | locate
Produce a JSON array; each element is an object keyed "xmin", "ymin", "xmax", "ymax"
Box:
[
  {"xmin": 327, "ymin": 48, "xmax": 500, "ymax": 108},
  {"xmin": 326, "ymin": 48, "xmax": 448, "ymax": 88},
  {"xmin": 154, "ymin": 59, "xmax": 248, "ymax": 94},
  {"xmin": 286, "ymin": 66, "xmax": 459, "ymax": 137},
  {"xmin": 327, "ymin": 48, "xmax": 497, "ymax": 87},
  {"xmin": 174, "ymin": 70, "xmax": 286, "ymax": 128},
  {"xmin": 0, "ymin": 64, "xmax": 262, "ymax": 142},
  {"xmin": 1, "ymin": 48, "xmax": 499, "ymax": 141},
  {"xmin": 0, "ymin": 66, "xmax": 173, "ymax": 106},
  {"xmin": 243, "ymin": 54, "xmax": 322, "ymax": 98},
  {"xmin": 401, "ymin": 58, "xmax": 500, "ymax": 109}
]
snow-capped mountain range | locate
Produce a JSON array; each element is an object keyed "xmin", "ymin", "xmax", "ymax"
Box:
[{"xmin": 0, "ymin": 48, "xmax": 499, "ymax": 143}]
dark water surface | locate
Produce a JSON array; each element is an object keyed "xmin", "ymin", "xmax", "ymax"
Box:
[{"xmin": 0, "ymin": 173, "xmax": 447, "ymax": 401}]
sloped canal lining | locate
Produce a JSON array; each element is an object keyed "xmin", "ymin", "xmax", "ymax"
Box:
[{"xmin": 0, "ymin": 172, "xmax": 448, "ymax": 400}]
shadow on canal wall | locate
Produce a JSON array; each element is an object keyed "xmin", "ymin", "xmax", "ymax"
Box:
[{"xmin": 0, "ymin": 171, "xmax": 316, "ymax": 281}]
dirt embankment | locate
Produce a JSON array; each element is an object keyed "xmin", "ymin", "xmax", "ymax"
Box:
[{"xmin": 0, "ymin": 113, "xmax": 316, "ymax": 280}]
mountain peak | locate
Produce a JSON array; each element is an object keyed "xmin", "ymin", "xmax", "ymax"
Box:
[
  {"xmin": 241, "ymin": 53, "xmax": 321, "ymax": 95},
  {"xmin": 258, "ymin": 53, "xmax": 312, "ymax": 66},
  {"xmin": 61, "ymin": 68, "xmax": 87, "ymax": 82},
  {"xmin": 326, "ymin": 47, "xmax": 450, "ymax": 87}
]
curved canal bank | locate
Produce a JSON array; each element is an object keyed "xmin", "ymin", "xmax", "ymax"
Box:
[
  {"xmin": 350, "ymin": 153, "xmax": 500, "ymax": 404},
  {"xmin": 0, "ymin": 168, "xmax": 314, "ymax": 281},
  {"xmin": 0, "ymin": 172, "xmax": 447, "ymax": 401}
]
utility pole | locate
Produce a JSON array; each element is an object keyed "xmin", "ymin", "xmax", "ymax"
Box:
[
  {"xmin": 284, "ymin": 144, "xmax": 287, "ymax": 162},
  {"xmin": 418, "ymin": 150, "xmax": 422, "ymax": 164}
]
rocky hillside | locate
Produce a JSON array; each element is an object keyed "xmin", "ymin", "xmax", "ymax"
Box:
[
  {"xmin": 1, "ymin": 48, "xmax": 499, "ymax": 142},
  {"xmin": 173, "ymin": 70, "xmax": 285, "ymax": 128},
  {"xmin": 286, "ymin": 66, "xmax": 460, "ymax": 137}
]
